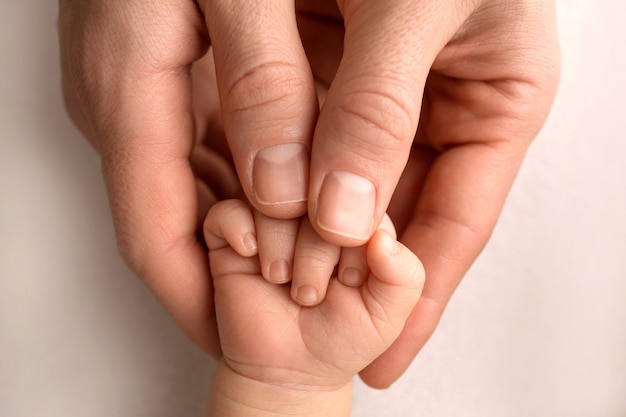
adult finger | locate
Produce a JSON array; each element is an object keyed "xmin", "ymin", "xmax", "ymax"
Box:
[
  {"xmin": 59, "ymin": 0, "xmax": 220, "ymax": 355},
  {"xmin": 198, "ymin": 0, "xmax": 319, "ymax": 219},
  {"xmin": 308, "ymin": 0, "xmax": 474, "ymax": 246}
]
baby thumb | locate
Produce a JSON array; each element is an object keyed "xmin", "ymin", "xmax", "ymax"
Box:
[{"xmin": 365, "ymin": 230, "xmax": 425, "ymax": 329}]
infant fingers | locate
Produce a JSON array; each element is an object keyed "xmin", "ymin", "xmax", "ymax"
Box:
[
  {"xmin": 338, "ymin": 213, "xmax": 397, "ymax": 287},
  {"xmin": 254, "ymin": 210, "xmax": 299, "ymax": 284},
  {"xmin": 364, "ymin": 229, "xmax": 425, "ymax": 328},
  {"xmin": 338, "ymin": 246, "xmax": 368, "ymax": 287},
  {"xmin": 204, "ymin": 199, "xmax": 258, "ymax": 256},
  {"xmin": 291, "ymin": 217, "xmax": 340, "ymax": 307}
]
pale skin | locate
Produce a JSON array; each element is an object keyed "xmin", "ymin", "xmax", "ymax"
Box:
[
  {"xmin": 59, "ymin": 0, "xmax": 560, "ymax": 387},
  {"xmin": 203, "ymin": 200, "xmax": 425, "ymax": 417}
]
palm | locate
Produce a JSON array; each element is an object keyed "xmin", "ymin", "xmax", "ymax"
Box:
[{"xmin": 211, "ymin": 244, "xmax": 396, "ymax": 388}]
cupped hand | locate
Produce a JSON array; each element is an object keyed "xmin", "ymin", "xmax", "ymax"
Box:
[{"xmin": 59, "ymin": 0, "xmax": 560, "ymax": 388}]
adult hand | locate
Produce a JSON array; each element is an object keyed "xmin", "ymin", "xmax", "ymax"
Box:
[
  {"xmin": 285, "ymin": 0, "xmax": 562, "ymax": 388},
  {"xmin": 58, "ymin": 0, "xmax": 238, "ymax": 357},
  {"xmin": 59, "ymin": 0, "xmax": 560, "ymax": 388}
]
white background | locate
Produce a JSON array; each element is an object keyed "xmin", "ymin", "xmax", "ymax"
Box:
[{"xmin": 2, "ymin": 1, "xmax": 625, "ymax": 416}]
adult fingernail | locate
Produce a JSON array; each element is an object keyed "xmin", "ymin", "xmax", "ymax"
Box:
[
  {"xmin": 317, "ymin": 171, "xmax": 375, "ymax": 241},
  {"xmin": 253, "ymin": 143, "xmax": 309, "ymax": 206}
]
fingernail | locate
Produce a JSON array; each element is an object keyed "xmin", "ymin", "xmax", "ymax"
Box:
[
  {"xmin": 243, "ymin": 233, "xmax": 258, "ymax": 253},
  {"xmin": 295, "ymin": 285, "xmax": 318, "ymax": 306},
  {"xmin": 317, "ymin": 171, "xmax": 375, "ymax": 241},
  {"xmin": 268, "ymin": 259, "xmax": 290, "ymax": 283},
  {"xmin": 253, "ymin": 143, "xmax": 309, "ymax": 206},
  {"xmin": 340, "ymin": 267, "xmax": 365, "ymax": 287}
]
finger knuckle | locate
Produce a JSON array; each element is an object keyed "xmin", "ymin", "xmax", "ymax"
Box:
[
  {"xmin": 224, "ymin": 60, "xmax": 309, "ymax": 119},
  {"xmin": 336, "ymin": 83, "xmax": 415, "ymax": 146},
  {"xmin": 295, "ymin": 245, "xmax": 338, "ymax": 272}
]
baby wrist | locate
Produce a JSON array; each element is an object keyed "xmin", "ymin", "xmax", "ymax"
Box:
[{"xmin": 206, "ymin": 360, "xmax": 353, "ymax": 417}]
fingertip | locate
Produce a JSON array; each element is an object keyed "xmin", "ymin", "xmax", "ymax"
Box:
[
  {"xmin": 204, "ymin": 200, "xmax": 257, "ymax": 256},
  {"xmin": 338, "ymin": 245, "xmax": 369, "ymax": 287},
  {"xmin": 339, "ymin": 267, "xmax": 366, "ymax": 287},
  {"xmin": 266, "ymin": 259, "xmax": 291, "ymax": 284},
  {"xmin": 376, "ymin": 229, "xmax": 401, "ymax": 257},
  {"xmin": 242, "ymin": 232, "xmax": 258, "ymax": 256},
  {"xmin": 377, "ymin": 213, "xmax": 397, "ymax": 240},
  {"xmin": 365, "ymin": 229, "xmax": 400, "ymax": 272},
  {"xmin": 367, "ymin": 229, "xmax": 425, "ymax": 290},
  {"xmin": 254, "ymin": 212, "xmax": 299, "ymax": 283},
  {"xmin": 292, "ymin": 284, "xmax": 321, "ymax": 307},
  {"xmin": 291, "ymin": 216, "xmax": 339, "ymax": 306}
]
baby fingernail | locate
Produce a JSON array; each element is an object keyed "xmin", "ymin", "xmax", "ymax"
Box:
[
  {"xmin": 295, "ymin": 285, "xmax": 318, "ymax": 306},
  {"xmin": 317, "ymin": 171, "xmax": 375, "ymax": 241},
  {"xmin": 243, "ymin": 233, "xmax": 258, "ymax": 253},
  {"xmin": 253, "ymin": 143, "xmax": 309, "ymax": 206},
  {"xmin": 268, "ymin": 259, "xmax": 290, "ymax": 283},
  {"xmin": 341, "ymin": 267, "xmax": 365, "ymax": 287}
]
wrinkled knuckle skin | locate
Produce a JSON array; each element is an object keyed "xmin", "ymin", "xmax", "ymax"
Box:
[
  {"xmin": 337, "ymin": 86, "xmax": 415, "ymax": 145},
  {"xmin": 223, "ymin": 61, "xmax": 309, "ymax": 118}
]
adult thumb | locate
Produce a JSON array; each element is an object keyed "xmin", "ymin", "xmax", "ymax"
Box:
[{"xmin": 308, "ymin": 0, "xmax": 471, "ymax": 246}]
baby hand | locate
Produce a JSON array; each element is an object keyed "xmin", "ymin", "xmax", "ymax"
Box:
[{"xmin": 204, "ymin": 199, "xmax": 425, "ymax": 389}]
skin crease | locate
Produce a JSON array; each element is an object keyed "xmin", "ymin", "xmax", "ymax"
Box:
[{"xmin": 59, "ymin": 0, "xmax": 560, "ymax": 389}]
